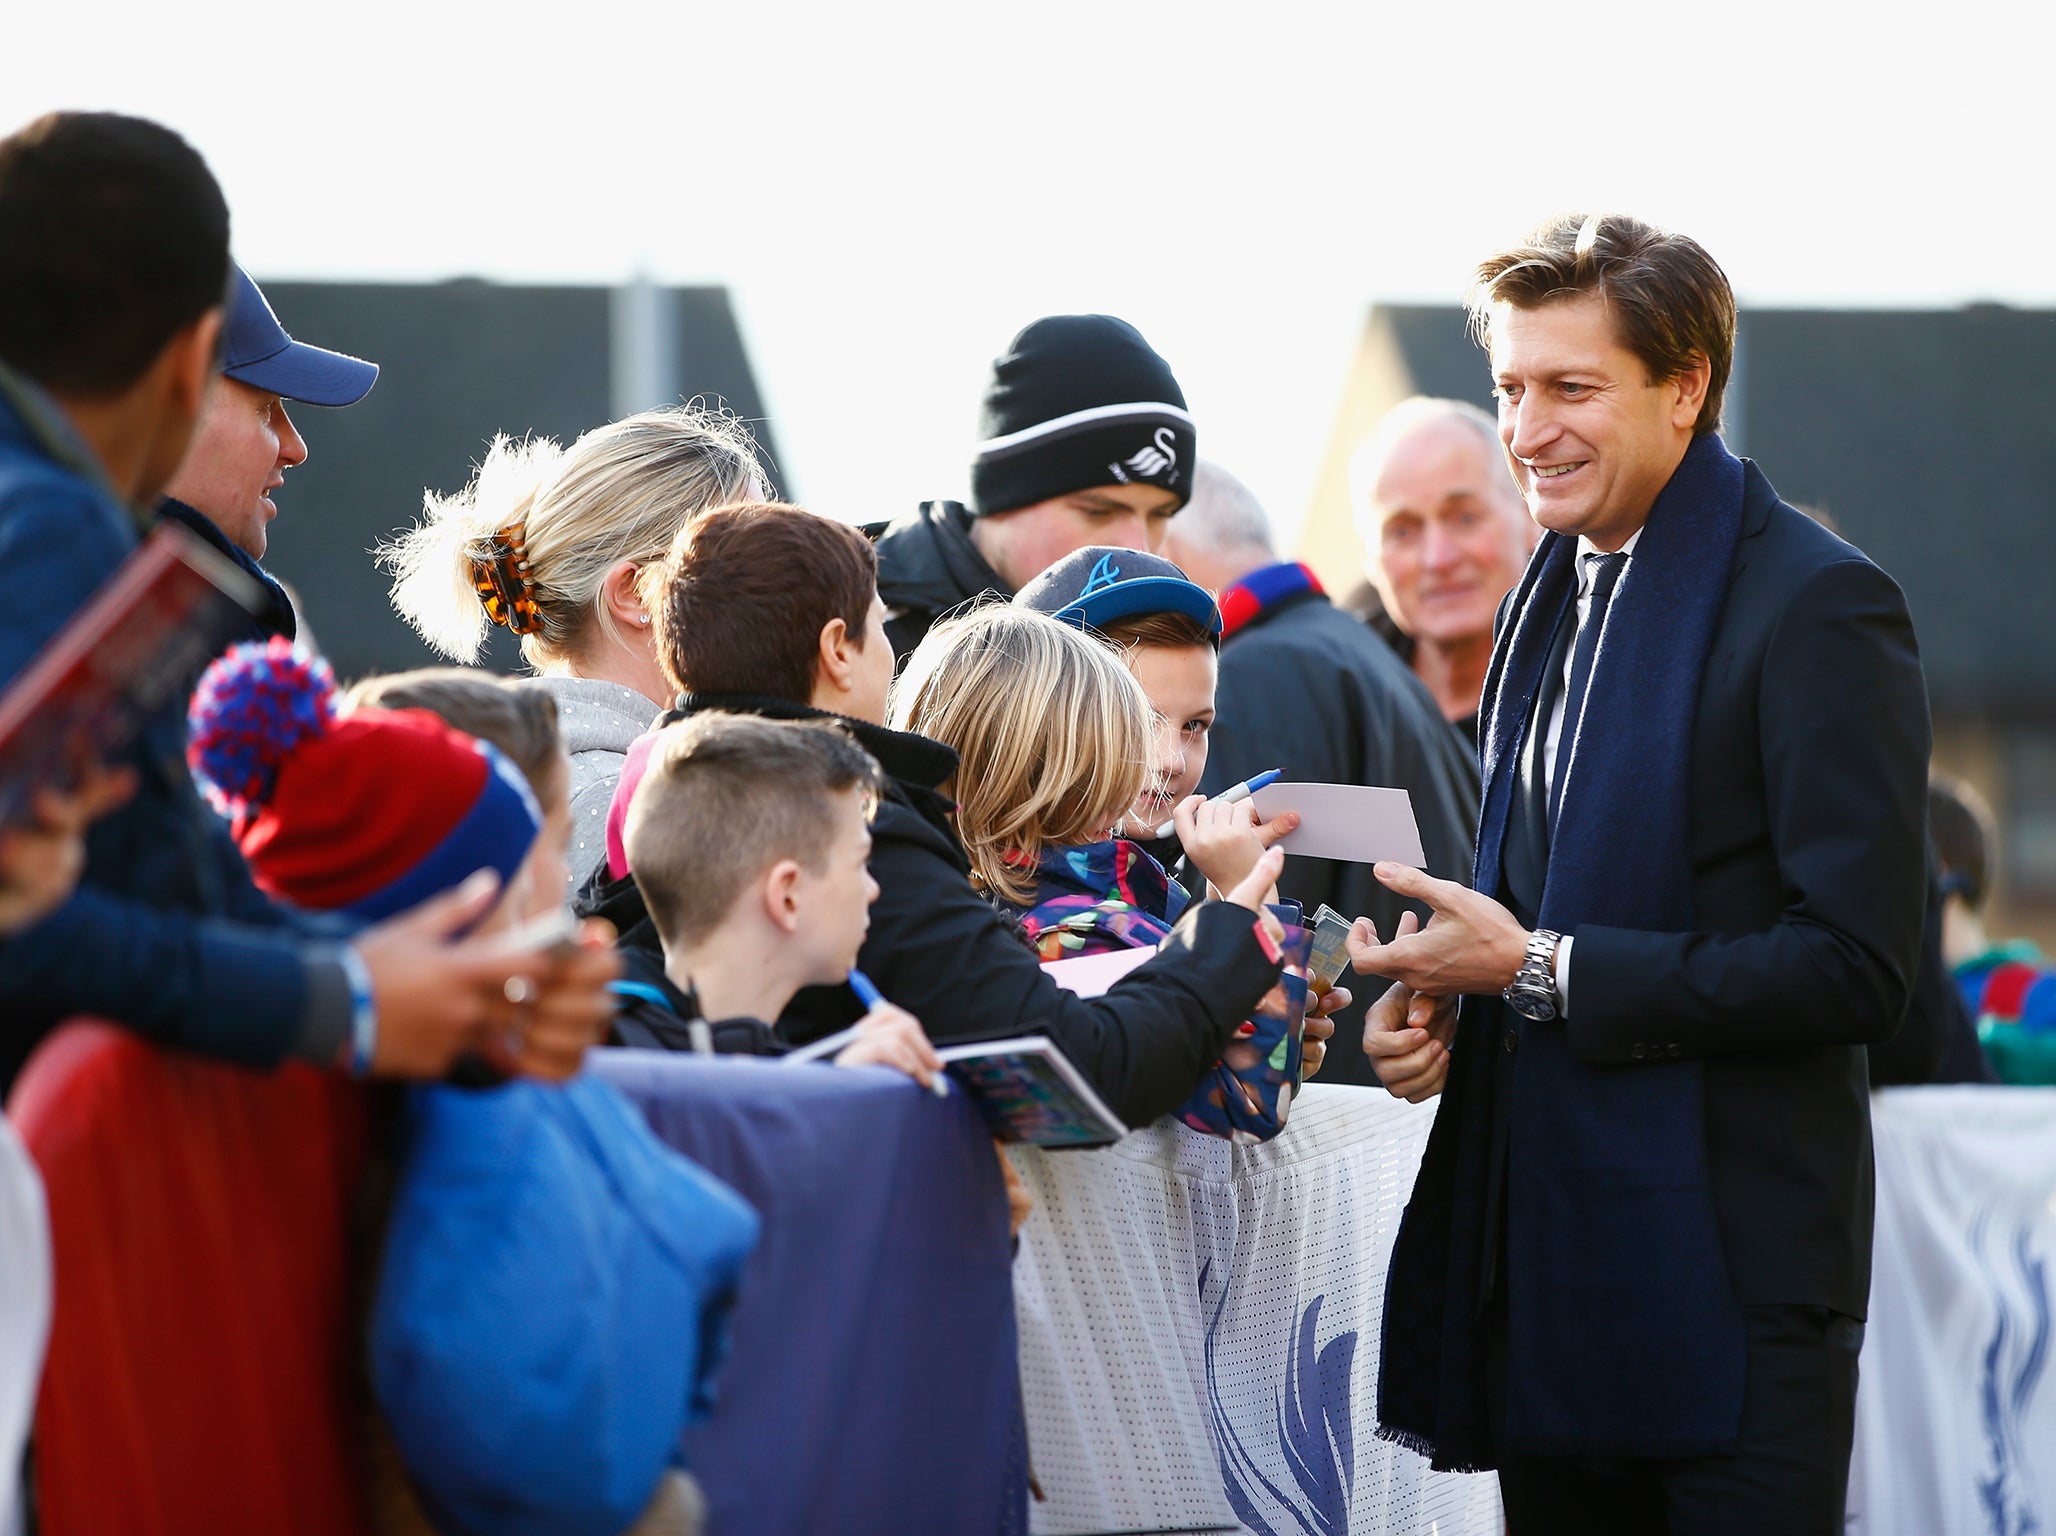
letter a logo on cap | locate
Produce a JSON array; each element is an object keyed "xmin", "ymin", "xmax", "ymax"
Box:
[{"xmin": 1080, "ymin": 553, "xmax": 1123, "ymax": 598}]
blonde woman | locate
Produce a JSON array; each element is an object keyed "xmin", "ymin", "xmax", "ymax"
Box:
[{"xmin": 382, "ymin": 405, "xmax": 762, "ymax": 889}]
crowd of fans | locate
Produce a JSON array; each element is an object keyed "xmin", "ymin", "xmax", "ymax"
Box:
[{"xmin": 0, "ymin": 108, "xmax": 2039, "ymax": 1535}]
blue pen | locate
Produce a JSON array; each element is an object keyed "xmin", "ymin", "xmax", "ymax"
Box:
[
  {"xmin": 846, "ymin": 968, "xmax": 948, "ymax": 1098},
  {"xmin": 1152, "ymin": 767, "xmax": 1284, "ymax": 841},
  {"xmin": 848, "ymin": 968, "xmax": 884, "ymax": 1011}
]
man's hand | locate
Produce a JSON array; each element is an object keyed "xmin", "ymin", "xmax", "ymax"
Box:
[
  {"xmin": 495, "ymin": 922, "xmax": 621, "ymax": 1081},
  {"xmin": 1301, "ymin": 983, "xmax": 1351, "ymax": 1079},
  {"xmin": 1346, "ymin": 863, "xmax": 1531, "ymax": 997},
  {"xmin": 1362, "ymin": 981, "xmax": 1459, "ymax": 1102},
  {"xmin": 1173, "ymin": 794, "xmax": 1299, "ymax": 900},
  {"xmin": 0, "ymin": 761, "xmax": 136, "ymax": 935},
  {"xmin": 836, "ymin": 1001, "xmax": 944, "ymax": 1090},
  {"xmin": 354, "ymin": 872, "xmax": 620, "ymax": 1081}
]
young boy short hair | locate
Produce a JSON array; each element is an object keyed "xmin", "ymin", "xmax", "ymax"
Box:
[{"xmin": 616, "ymin": 711, "xmax": 939, "ymax": 1085}]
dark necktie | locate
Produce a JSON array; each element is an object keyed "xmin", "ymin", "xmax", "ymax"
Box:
[{"xmin": 1548, "ymin": 551, "xmax": 1629, "ymax": 833}]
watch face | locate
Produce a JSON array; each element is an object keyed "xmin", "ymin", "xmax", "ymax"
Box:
[{"xmin": 1506, "ymin": 986, "xmax": 1557, "ymax": 1023}]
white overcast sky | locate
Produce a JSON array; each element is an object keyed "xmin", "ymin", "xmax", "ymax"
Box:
[{"xmin": 7, "ymin": 0, "xmax": 2051, "ymax": 546}]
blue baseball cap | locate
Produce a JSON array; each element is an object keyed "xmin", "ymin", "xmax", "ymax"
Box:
[
  {"xmin": 221, "ymin": 264, "xmax": 379, "ymax": 407},
  {"xmin": 1013, "ymin": 545, "xmax": 1222, "ymax": 637}
]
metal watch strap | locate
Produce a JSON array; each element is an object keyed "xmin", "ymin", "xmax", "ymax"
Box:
[{"xmin": 1504, "ymin": 928, "xmax": 1562, "ymax": 1013}]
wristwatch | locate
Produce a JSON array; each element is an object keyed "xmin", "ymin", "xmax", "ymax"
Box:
[{"xmin": 1503, "ymin": 929, "xmax": 1563, "ymax": 1022}]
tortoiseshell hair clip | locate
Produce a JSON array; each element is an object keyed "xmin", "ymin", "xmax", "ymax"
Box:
[{"xmin": 471, "ymin": 523, "xmax": 544, "ymax": 636}]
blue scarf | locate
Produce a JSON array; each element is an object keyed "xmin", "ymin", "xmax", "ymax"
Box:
[{"xmin": 1379, "ymin": 433, "xmax": 1751, "ymax": 1468}]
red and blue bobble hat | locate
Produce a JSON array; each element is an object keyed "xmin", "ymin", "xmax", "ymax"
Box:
[{"xmin": 188, "ymin": 639, "xmax": 541, "ymax": 920}]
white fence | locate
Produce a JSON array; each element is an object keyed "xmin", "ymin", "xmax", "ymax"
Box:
[{"xmin": 1016, "ymin": 1083, "xmax": 2056, "ymax": 1536}]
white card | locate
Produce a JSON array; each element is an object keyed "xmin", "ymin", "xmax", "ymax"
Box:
[{"xmin": 1250, "ymin": 782, "xmax": 1426, "ymax": 867}]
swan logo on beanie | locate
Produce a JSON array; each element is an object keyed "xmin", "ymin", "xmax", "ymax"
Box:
[
  {"xmin": 1109, "ymin": 426, "xmax": 1179, "ymax": 485},
  {"xmin": 969, "ymin": 315, "xmax": 1196, "ymax": 518},
  {"xmin": 188, "ymin": 638, "xmax": 541, "ymax": 920}
]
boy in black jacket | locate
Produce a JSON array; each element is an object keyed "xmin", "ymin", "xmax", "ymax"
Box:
[
  {"xmin": 582, "ymin": 501, "xmax": 1330, "ymax": 1128},
  {"xmin": 614, "ymin": 710, "xmax": 940, "ymax": 1087}
]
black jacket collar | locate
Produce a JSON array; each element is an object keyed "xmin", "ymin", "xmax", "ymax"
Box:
[
  {"xmin": 867, "ymin": 500, "xmax": 1009, "ymax": 618},
  {"xmin": 669, "ymin": 692, "xmax": 958, "ymax": 791}
]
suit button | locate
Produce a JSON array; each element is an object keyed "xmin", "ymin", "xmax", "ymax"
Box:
[
  {"xmin": 1630, "ymin": 1044, "xmax": 1648, "ymax": 1060},
  {"xmin": 1502, "ymin": 1029, "xmax": 1519, "ymax": 1054},
  {"xmin": 1669, "ymin": 1043, "xmax": 1684, "ymax": 1058}
]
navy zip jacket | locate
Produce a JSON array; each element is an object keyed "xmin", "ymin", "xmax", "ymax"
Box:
[{"xmin": 0, "ymin": 365, "xmax": 352, "ymax": 1090}]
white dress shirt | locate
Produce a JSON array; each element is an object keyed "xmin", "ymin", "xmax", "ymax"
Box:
[{"xmin": 1540, "ymin": 525, "xmax": 1644, "ymax": 1013}]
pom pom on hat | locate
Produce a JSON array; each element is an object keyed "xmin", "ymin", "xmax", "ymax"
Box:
[
  {"xmin": 186, "ymin": 638, "xmax": 541, "ymax": 920},
  {"xmin": 189, "ymin": 638, "xmax": 339, "ymax": 821}
]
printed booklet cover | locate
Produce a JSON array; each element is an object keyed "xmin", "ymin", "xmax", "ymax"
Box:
[
  {"xmin": 937, "ymin": 1036, "xmax": 1128, "ymax": 1149},
  {"xmin": 0, "ymin": 522, "xmax": 261, "ymax": 821}
]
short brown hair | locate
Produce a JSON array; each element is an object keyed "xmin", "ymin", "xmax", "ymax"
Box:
[
  {"xmin": 343, "ymin": 667, "xmax": 563, "ymax": 794},
  {"xmin": 1095, "ymin": 611, "xmax": 1218, "ymax": 653},
  {"xmin": 654, "ymin": 502, "xmax": 879, "ymax": 704},
  {"xmin": 626, "ymin": 712, "xmax": 883, "ymax": 948},
  {"xmin": 1469, "ymin": 213, "xmax": 1736, "ymax": 435}
]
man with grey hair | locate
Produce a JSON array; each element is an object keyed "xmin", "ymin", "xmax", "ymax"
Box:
[
  {"xmin": 1350, "ymin": 397, "xmax": 1537, "ymax": 741},
  {"xmin": 1164, "ymin": 460, "xmax": 1478, "ymax": 1085}
]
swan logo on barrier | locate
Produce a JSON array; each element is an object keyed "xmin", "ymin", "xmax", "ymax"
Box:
[
  {"xmin": 1200, "ymin": 1260, "xmax": 1358, "ymax": 1535},
  {"xmin": 1971, "ymin": 1209, "xmax": 2051, "ymax": 1536}
]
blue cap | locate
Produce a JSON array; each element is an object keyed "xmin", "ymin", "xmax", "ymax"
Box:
[
  {"xmin": 1013, "ymin": 546, "xmax": 1222, "ymax": 637},
  {"xmin": 221, "ymin": 265, "xmax": 379, "ymax": 407}
]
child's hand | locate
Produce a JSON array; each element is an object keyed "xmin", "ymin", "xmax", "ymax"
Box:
[
  {"xmin": 1174, "ymin": 795, "xmax": 1299, "ymax": 900},
  {"xmin": 1300, "ymin": 984, "xmax": 1350, "ymax": 1079},
  {"xmin": 835, "ymin": 1001, "xmax": 943, "ymax": 1090},
  {"xmin": 1219, "ymin": 846, "xmax": 1289, "ymax": 949}
]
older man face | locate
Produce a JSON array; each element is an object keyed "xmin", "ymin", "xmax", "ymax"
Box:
[
  {"xmin": 1364, "ymin": 416, "xmax": 1531, "ymax": 654},
  {"xmin": 162, "ymin": 375, "xmax": 308, "ymax": 559}
]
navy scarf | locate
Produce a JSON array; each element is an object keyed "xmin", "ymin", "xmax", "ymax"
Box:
[{"xmin": 1378, "ymin": 433, "xmax": 1750, "ymax": 1469}]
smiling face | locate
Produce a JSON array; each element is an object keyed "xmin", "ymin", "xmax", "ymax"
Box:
[
  {"xmin": 1366, "ymin": 417, "xmax": 1534, "ymax": 648},
  {"xmin": 1489, "ymin": 292, "xmax": 1707, "ymax": 552},
  {"xmin": 971, "ymin": 482, "xmax": 1184, "ymax": 593},
  {"xmin": 1120, "ymin": 641, "xmax": 1217, "ymax": 833},
  {"xmin": 162, "ymin": 375, "xmax": 309, "ymax": 558}
]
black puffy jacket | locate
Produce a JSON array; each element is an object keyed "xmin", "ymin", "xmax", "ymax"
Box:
[
  {"xmin": 864, "ymin": 501, "xmax": 1009, "ymax": 661},
  {"xmin": 580, "ymin": 691, "xmax": 1283, "ymax": 1127}
]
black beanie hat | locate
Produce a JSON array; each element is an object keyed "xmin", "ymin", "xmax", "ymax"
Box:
[{"xmin": 968, "ymin": 315, "xmax": 1195, "ymax": 518}]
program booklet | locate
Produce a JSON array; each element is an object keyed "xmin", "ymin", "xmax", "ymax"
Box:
[
  {"xmin": 937, "ymin": 1036, "xmax": 1128, "ymax": 1149},
  {"xmin": 0, "ymin": 521, "xmax": 263, "ymax": 822}
]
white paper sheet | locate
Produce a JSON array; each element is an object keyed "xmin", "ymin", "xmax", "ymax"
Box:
[{"xmin": 1251, "ymin": 781, "xmax": 1426, "ymax": 866}]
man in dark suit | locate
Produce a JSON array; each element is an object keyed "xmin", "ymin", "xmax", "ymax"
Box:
[{"xmin": 1348, "ymin": 214, "xmax": 1929, "ymax": 1533}]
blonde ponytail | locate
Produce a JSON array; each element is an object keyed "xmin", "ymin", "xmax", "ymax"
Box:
[
  {"xmin": 383, "ymin": 435, "xmax": 563, "ymax": 662},
  {"xmin": 380, "ymin": 403, "xmax": 763, "ymax": 669}
]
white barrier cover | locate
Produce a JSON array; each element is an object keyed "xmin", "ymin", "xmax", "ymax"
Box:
[
  {"xmin": 1011, "ymin": 1083, "xmax": 1503, "ymax": 1536},
  {"xmin": 1848, "ymin": 1086, "xmax": 2056, "ymax": 1536},
  {"xmin": 1017, "ymin": 1080, "xmax": 2056, "ymax": 1535}
]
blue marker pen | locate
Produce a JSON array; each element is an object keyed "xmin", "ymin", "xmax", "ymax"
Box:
[
  {"xmin": 848, "ymin": 968, "xmax": 884, "ymax": 1011},
  {"xmin": 1152, "ymin": 767, "xmax": 1284, "ymax": 841},
  {"xmin": 847, "ymin": 968, "xmax": 948, "ymax": 1099}
]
